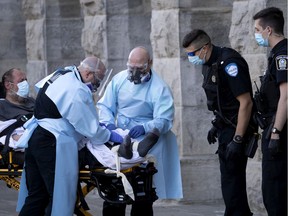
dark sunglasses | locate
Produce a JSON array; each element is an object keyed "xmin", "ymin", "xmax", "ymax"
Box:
[{"xmin": 187, "ymin": 46, "xmax": 203, "ymax": 57}]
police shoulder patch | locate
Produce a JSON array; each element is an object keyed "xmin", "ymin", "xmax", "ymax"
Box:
[
  {"xmin": 225, "ymin": 63, "xmax": 238, "ymax": 77},
  {"xmin": 275, "ymin": 55, "xmax": 288, "ymax": 70}
]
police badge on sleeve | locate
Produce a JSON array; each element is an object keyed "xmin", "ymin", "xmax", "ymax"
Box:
[{"xmin": 276, "ymin": 55, "xmax": 288, "ymax": 70}]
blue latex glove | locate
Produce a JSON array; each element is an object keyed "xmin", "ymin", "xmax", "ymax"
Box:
[
  {"xmin": 128, "ymin": 125, "xmax": 145, "ymax": 138},
  {"xmin": 109, "ymin": 131, "xmax": 123, "ymax": 144},
  {"xmin": 106, "ymin": 124, "xmax": 117, "ymax": 131}
]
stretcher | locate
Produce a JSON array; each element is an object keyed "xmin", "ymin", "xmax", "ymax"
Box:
[
  {"xmin": 0, "ymin": 151, "xmax": 158, "ymax": 216},
  {"xmin": 0, "ymin": 114, "xmax": 158, "ymax": 215}
]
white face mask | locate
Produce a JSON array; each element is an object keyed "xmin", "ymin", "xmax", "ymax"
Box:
[{"xmin": 16, "ymin": 80, "xmax": 30, "ymax": 98}]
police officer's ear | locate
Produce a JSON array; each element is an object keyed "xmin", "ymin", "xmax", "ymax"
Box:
[
  {"xmin": 202, "ymin": 43, "xmax": 209, "ymax": 52},
  {"xmin": 266, "ymin": 26, "xmax": 272, "ymax": 36}
]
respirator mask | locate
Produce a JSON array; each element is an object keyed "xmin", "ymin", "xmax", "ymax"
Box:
[{"xmin": 127, "ymin": 62, "xmax": 151, "ymax": 84}]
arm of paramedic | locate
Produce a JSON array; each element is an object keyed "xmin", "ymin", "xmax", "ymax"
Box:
[
  {"xmin": 143, "ymin": 87, "xmax": 174, "ymax": 134},
  {"xmin": 97, "ymin": 81, "xmax": 118, "ymax": 125},
  {"xmin": 62, "ymin": 88, "xmax": 111, "ymax": 145}
]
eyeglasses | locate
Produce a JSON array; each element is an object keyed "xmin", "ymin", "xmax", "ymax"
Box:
[
  {"xmin": 127, "ymin": 62, "xmax": 148, "ymax": 72},
  {"xmin": 187, "ymin": 46, "xmax": 203, "ymax": 57}
]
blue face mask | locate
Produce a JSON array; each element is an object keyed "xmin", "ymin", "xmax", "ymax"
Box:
[
  {"xmin": 10, "ymin": 80, "xmax": 30, "ymax": 98},
  {"xmin": 187, "ymin": 47, "xmax": 206, "ymax": 65},
  {"xmin": 255, "ymin": 33, "xmax": 269, "ymax": 47},
  {"xmin": 188, "ymin": 55, "xmax": 205, "ymax": 65}
]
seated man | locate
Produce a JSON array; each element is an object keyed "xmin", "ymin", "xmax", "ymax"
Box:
[
  {"xmin": 0, "ymin": 68, "xmax": 35, "ymax": 121},
  {"xmin": 0, "ymin": 68, "xmax": 34, "ymax": 165}
]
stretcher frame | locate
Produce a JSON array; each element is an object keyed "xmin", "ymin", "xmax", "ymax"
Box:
[{"xmin": 0, "ymin": 151, "xmax": 158, "ymax": 216}]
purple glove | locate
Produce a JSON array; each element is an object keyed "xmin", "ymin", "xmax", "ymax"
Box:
[
  {"xmin": 109, "ymin": 131, "xmax": 123, "ymax": 144},
  {"xmin": 106, "ymin": 124, "xmax": 117, "ymax": 131},
  {"xmin": 128, "ymin": 125, "xmax": 145, "ymax": 138}
]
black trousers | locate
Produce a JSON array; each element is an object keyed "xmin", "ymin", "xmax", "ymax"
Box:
[
  {"xmin": 217, "ymin": 127, "xmax": 252, "ymax": 216},
  {"xmin": 19, "ymin": 126, "xmax": 56, "ymax": 216},
  {"xmin": 261, "ymin": 123, "xmax": 287, "ymax": 216},
  {"xmin": 103, "ymin": 200, "xmax": 153, "ymax": 216}
]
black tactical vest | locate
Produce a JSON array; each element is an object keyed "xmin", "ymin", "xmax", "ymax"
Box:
[{"xmin": 202, "ymin": 48, "xmax": 246, "ymax": 116}]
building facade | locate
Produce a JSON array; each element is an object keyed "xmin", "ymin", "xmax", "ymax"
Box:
[{"xmin": 0, "ymin": 0, "xmax": 286, "ymax": 214}]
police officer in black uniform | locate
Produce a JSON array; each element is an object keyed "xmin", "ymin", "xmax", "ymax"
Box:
[
  {"xmin": 253, "ymin": 7, "xmax": 287, "ymax": 216},
  {"xmin": 182, "ymin": 29, "xmax": 254, "ymax": 216}
]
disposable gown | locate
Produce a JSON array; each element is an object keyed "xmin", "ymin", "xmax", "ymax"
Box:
[
  {"xmin": 97, "ymin": 69, "xmax": 183, "ymax": 199},
  {"xmin": 16, "ymin": 66, "xmax": 111, "ymax": 215}
]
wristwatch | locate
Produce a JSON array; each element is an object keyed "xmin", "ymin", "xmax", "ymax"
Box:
[
  {"xmin": 233, "ymin": 135, "xmax": 243, "ymax": 143},
  {"xmin": 272, "ymin": 127, "xmax": 281, "ymax": 134}
]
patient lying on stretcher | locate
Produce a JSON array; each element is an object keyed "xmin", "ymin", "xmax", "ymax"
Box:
[
  {"xmin": 0, "ymin": 120, "xmax": 160, "ymax": 171},
  {"xmin": 79, "ymin": 128, "xmax": 160, "ymax": 170}
]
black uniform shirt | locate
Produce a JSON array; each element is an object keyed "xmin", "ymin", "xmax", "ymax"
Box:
[
  {"xmin": 269, "ymin": 38, "xmax": 287, "ymax": 84},
  {"xmin": 204, "ymin": 45, "xmax": 253, "ymax": 115}
]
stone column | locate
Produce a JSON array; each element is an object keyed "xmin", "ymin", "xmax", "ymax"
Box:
[
  {"xmin": 22, "ymin": 0, "xmax": 47, "ymax": 96},
  {"xmin": 150, "ymin": 0, "xmax": 226, "ymax": 202},
  {"xmin": 0, "ymin": 1, "xmax": 27, "ymax": 74},
  {"xmin": 80, "ymin": 0, "xmax": 108, "ymax": 63}
]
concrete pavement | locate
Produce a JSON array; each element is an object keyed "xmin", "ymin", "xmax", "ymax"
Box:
[{"xmin": 0, "ymin": 180, "xmax": 264, "ymax": 216}]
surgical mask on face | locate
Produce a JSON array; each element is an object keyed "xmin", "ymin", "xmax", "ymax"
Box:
[
  {"xmin": 16, "ymin": 80, "xmax": 30, "ymax": 98},
  {"xmin": 127, "ymin": 70, "xmax": 151, "ymax": 84},
  {"xmin": 187, "ymin": 47, "xmax": 206, "ymax": 65},
  {"xmin": 188, "ymin": 55, "xmax": 205, "ymax": 65},
  {"xmin": 255, "ymin": 31, "xmax": 269, "ymax": 47}
]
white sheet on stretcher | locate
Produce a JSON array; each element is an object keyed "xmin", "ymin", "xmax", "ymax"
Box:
[
  {"xmin": 85, "ymin": 128, "xmax": 147, "ymax": 170},
  {"xmin": 0, "ymin": 120, "xmax": 25, "ymax": 152}
]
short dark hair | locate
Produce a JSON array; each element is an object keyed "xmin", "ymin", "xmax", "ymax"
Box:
[
  {"xmin": 253, "ymin": 7, "xmax": 285, "ymax": 35},
  {"xmin": 1, "ymin": 68, "xmax": 17, "ymax": 96},
  {"xmin": 182, "ymin": 29, "xmax": 211, "ymax": 49}
]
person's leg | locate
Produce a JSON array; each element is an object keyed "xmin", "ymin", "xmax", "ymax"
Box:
[
  {"xmin": 19, "ymin": 126, "xmax": 57, "ymax": 216},
  {"xmin": 217, "ymin": 127, "xmax": 252, "ymax": 216},
  {"xmin": 102, "ymin": 201, "xmax": 126, "ymax": 216},
  {"xmin": 262, "ymin": 124, "xmax": 287, "ymax": 216},
  {"xmin": 131, "ymin": 200, "xmax": 153, "ymax": 216}
]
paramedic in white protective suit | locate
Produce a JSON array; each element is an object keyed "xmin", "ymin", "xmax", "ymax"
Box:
[
  {"xmin": 97, "ymin": 46, "xmax": 183, "ymax": 216},
  {"xmin": 16, "ymin": 57, "xmax": 124, "ymax": 216}
]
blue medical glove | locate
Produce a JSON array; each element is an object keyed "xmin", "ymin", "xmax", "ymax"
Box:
[
  {"xmin": 106, "ymin": 124, "xmax": 117, "ymax": 131},
  {"xmin": 109, "ymin": 131, "xmax": 123, "ymax": 144},
  {"xmin": 128, "ymin": 125, "xmax": 145, "ymax": 138}
]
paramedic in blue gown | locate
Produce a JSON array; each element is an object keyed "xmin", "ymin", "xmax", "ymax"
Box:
[
  {"xmin": 97, "ymin": 46, "xmax": 183, "ymax": 216},
  {"xmin": 17, "ymin": 56, "xmax": 124, "ymax": 216}
]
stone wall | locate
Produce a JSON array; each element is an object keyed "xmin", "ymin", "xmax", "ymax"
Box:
[
  {"xmin": 0, "ymin": 1, "xmax": 27, "ymax": 73},
  {"xmin": 0, "ymin": 0, "xmax": 287, "ymax": 215}
]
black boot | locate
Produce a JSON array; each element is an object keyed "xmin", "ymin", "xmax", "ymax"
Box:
[
  {"xmin": 118, "ymin": 135, "xmax": 133, "ymax": 159},
  {"xmin": 137, "ymin": 128, "xmax": 160, "ymax": 157}
]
